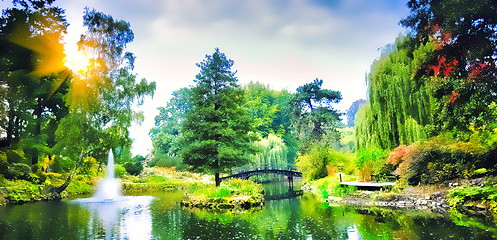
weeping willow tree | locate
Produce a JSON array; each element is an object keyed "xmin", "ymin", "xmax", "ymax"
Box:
[
  {"xmin": 356, "ymin": 36, "xmax": 434, "ymax": 151},
  {"xmin": 252, "ymin": 133, "xmax": 289, "ymax": 167},
  {"xmin": 250, "ymin": 133, "xmax": 289, "ymax": 182}
]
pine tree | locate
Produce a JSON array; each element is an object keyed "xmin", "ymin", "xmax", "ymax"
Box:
[{"xmin": 180, "ymin": 48, "xmax": 258, "ymax": 186}]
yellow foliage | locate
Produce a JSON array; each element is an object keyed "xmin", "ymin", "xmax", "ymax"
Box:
[
  {"xmin": 359, "ymin": 164, "xmax": 373, "ymax": 182},
  {"xmin": 42, "ymin": 172, "xmax": 62, "ymax": 178},
  {"xmin": 83, "ymin": 157, "xmax": 97, "ymax": 164},
  {"xmin": 158, "ymin": 167, "xmax": 176, "ymax": 174},
  {"xmin": 41, "ymin": 156, "xmax": 55, "ymax": 172},
  {"xmin": 449, "ymin": 141, "xmax": 485, "ymax": 155}
]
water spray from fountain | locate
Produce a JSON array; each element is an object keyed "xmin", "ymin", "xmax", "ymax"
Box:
[
  {"xmin": 93, "ymin": 149, "xmax": 122, "ymax": 201},
  {"xmin": 72, "ymin": 149, "xmax": 154, "ymax": 239}
]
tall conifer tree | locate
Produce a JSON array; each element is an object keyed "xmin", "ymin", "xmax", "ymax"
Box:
[{"xmin": 181, "ymin": 48, "xmax": 258, "ymax": 186}]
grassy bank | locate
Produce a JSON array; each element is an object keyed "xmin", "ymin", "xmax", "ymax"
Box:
[
  {"xmin": 180, "ymin": 179, "xmax": 265, "ymax": 210},
  {"xmin": 304, "ymin": 174, "xmax": 497, "ymax": 219},
  {"xmin": 0, "ymin": 167, "xmax": 266, "ymax": 210},
  {"xmin": 121, "ymin": 167, "xmax": 209, "ymax": 193},
  {"xmin": 0, "ymin": 173, "xmax": 95, "ymax": 205}
]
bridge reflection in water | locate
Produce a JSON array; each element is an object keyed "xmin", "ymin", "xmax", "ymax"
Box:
[
  {"xmin": 220, "ymin": 164, "xmax": 302, "ymax": 187},
  {"xmin": 265, "ymin": 190, "xmax": 304, "ymax": 201}
]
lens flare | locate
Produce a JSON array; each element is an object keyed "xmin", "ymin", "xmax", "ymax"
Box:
[{"xmin": 64, "ymin": 45, "xmax": 91, "ymax": 75}]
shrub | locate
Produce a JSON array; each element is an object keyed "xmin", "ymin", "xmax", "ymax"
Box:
[
  {"xmin": 149, "ymin": 155, "xmax": 186, "ymax": 170},
  {"xmin": 328, "ymin": 150, "xmax": 356, "ymax": 175},
  {"xmin": 296, "ymin": 143, "xmax": 343, "ymax": 181},
  {"xmin": 6, "ymin": 149, "xmax": 26, "ymax": 164},
  {"xmin": 0, "ymin": 152, "xmax": 8, "ymax": 176},
  {"xmin": 124, "ymin": 161, "xmax": 144, "ymax": 176},
  {"xmin": 6, "ymin": 180, "xmax": 42, "ymax": 203},
  {"xmin": 391, "ymin": 135, "xmax": 493, "ymax": 185},
  {"xmin": 295, "ymin": 144, "xmax": 332, "ymax": 181},
  {"xmin": 51, "ymin": 156, "xmax": 74, "ymax": 173},
  {"xmin": 0, "ymin": 174, "xmax": 6, "ymax": 186},
  {"xmin": 448, "ymin": 185, "xmax": 497, "ymax": 212},
  {"xmin": 356, "ymin": 147, "xmax": 387, "ymax": 182},
  {"xmin": 313, "ymin": 176, "xmax": 357, "ymax": 199},
  {"xmin": 78, "ymin": 157, "xmax": 98, "ymax": 175},
  {"xmin": 333, "ymin": 184, "xmax": 357, "ymax": 197},
  {"xmin": 114, "ymin": 164, "xmax": 127, "ymax": 178},
  {"xmin": 386, "ymin": 145, "xmax": 411, "ymax": 166},
  {"xmin": 6, "ymin": 163, "xmax": 32, "ymax": 180},
  {"xmin": 187, "ymin": 179, "xmax": 263, "ymax": 198}
]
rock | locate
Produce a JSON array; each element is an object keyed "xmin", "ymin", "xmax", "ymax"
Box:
[
  {"xmin": 475, "ymin": 204, "xmax": 488, "ymax": 210},
  {"xmin": 449, "ymin": 182, "xmax": 459, "ymax": 187},
  {"xmin": 327, "ymin": 196, "xmax": 343, "ymax": 203}
]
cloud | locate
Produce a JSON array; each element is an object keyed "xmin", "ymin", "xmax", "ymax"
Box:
[{"xmin": 45, "ymin": 0, "xmax": 408, "ymax": 155}]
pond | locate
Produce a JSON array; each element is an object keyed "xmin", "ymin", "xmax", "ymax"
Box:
[{"xmin": 0, "ymin": 182, "xmax": 495, "ymax": 240}]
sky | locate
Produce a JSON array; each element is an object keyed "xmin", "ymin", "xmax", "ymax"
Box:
[{"xmin": 2, "ymin": 0, "xmax": 410, "ymax": 156}]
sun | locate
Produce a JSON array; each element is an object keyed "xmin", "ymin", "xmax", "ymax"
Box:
[{"xmin": 64, "ymin": 44, "xmax": 91, "ymax": 74}]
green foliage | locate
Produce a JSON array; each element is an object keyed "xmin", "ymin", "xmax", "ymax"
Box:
[
  {"xmin": 150, "ymin": 88, "xmax": 191, "ymax": 169},
  {"xmin": 0, "ymin": 5, "xmax": 155, "ymax": 181},
  {"xmin": 244, "ymin": 82, "xmax": 279, "ymax": 137},
  {"xmin": 313, "ymin": 176, "xmax": 357, "ymax": 199},
  {"xmin": 51, "ymin": 8, "xmax": 155, "ymax": 176},
  {"xmin": 296, "ymin": 142, "xmax": 356, "ymax": 180},
  {"xmin": 401, "ymin": 0, "xmax": 497, "ymax": 135},
  {"xmin": 355, "ymin": 37, "xmax": 431, "ymax": 151},
  {"xmin": 448, "ymin": 185, "xmax": 497, "ymax": 214},
  {"xmin": 148, "ymin": 154, "xmax": 186, "ymax": 170},
  {"xmin": 4, "ymin": 179, "xmax": 45, "ymax": 204},
  {"xmin": 338, "ymin": 127, "xmax": 356, "ymax": 153},
  {"xmin": 124, "ymin": 161, "xmax": 143, "ymax": 176},
  {"xmin": 328, "ymin": 149, "xmax": 356, "ymax": 175},
  {"xmin": 355, "ymin": 147, "xmax": 388, "ymax": 181},
  {"xmin": 114, "ymin": 164, "xmax": 126, "ymax": 178},
  {"xmin": 291, "ymin": 79, "xmax": 342, "ymax": 151},
  {"xmin": 243, "ymin": 82, "xmax": 298, "ymax": 165},
  {"xmin": 6, "ymin": 149, "xmax": 27, "ymax": 164},
  {"xmin": 252, "ymin": 133, "xmax": 288, "ymax": 167},
  {"xmin": 180, "ymin": 49, "xmax": 259, "ymax": 184},
  {"xmin": 296, "ymin": 143, "xmax": 335, "ymax": 181},
  {"xmin": 65, "ymin": 175, "xmax": 94, "ymax": 196},
  {"xmin": 0, "ymin": 152, "xmax": 8, "ymax": 176},
  {"xmin": 0, "ymin": 4, "xmax": 69, "ymax": 166},
  {"xmin": 123, "ymin": 155, "xmax": 145, "ymax": 176},
  {"xmin": 187, "ymin": 179, "xmax": 263, "ymax": 198},
  {"xmin": 389, "ymin": 135, "xmax": 496, "ymax": 185},
  {"xmin": 6, "ymin": 163, "xmax": 32, "ymax": 180}
]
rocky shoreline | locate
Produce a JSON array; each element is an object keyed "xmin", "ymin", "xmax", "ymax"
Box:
[
  {"xmin": 302, "ymin": 181, "xmax": 451, "ymax": 211},
  {"xmin": 326, "ymin": 191, "xmax": 449, "ymax": 210}
]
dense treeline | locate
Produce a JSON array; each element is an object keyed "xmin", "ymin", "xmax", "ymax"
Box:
[
  {"xmin": 356, "ymin": 0, "xmax": 497, "ymax": 184},
  {"xmin": 4, "ymin": 0, "xmax": 494, "ymax": 200},
  {"xmin": 0, "ymin": 1, "xmax": 155, "ymax": 187},
  {"xmin": 149, "ymin": 53, "xmax": 346, "ymax": 181}
]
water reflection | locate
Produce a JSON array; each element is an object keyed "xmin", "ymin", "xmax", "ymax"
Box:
[
  {"xmin": 72, "ymin": 196, "xmax": 154, "ymax": 240},
  {"xmin": 0, "ymin": 187, "xmax": 496, "ymax": 239}
]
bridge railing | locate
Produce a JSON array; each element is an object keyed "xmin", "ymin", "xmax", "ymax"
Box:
[{"xmin": 228, "ymin": 164, "xmax": 297, "ymax": 175}]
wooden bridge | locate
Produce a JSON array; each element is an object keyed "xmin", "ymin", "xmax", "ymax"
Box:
[{"xmin": 220, "ymin": 164, "xmax": 302, "ymax": 186}]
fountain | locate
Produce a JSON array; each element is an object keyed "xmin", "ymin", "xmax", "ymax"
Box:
[
  {"xmin": 74, "ymin": 149, "xmax": 124, "ymax": 202},
  {"xmin": 72, "ymin": 149, "xmax": 155, "ymax": 239},
  {"xmin": 93, "ymin": 149, "xmax": 122, "ymax": 201}
]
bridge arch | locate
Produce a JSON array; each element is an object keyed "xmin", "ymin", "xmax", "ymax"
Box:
[{"xmin": 219, "ymin": 164, "xmax": 302, "ymax": 186}]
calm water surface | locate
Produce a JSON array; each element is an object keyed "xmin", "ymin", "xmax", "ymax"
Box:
[{"xmin": 0, "ymin": 183, "xmax": 495, "ymax": 239}]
